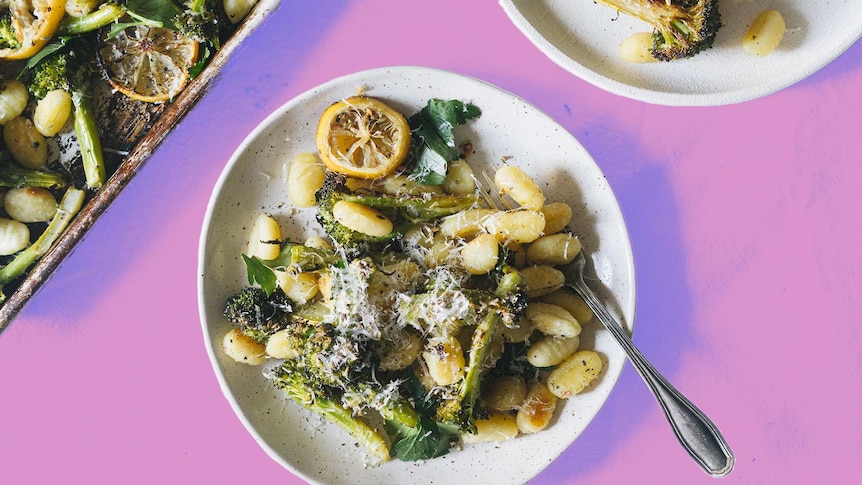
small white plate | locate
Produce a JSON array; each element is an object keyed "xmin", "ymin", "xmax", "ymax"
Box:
[
  {"xmin": 198, "ymin": 66, "xmax": 635, "ymax": 485},
  {"xmin": 500, "ymin": 0, "xmax": 862, "ymax": 106}
]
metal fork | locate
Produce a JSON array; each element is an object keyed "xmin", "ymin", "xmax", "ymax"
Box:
[
  {"xmin": 560, "ymin": 251, "xmax": 734, "ymax": 477},
  {"xmin": 476, "ymin": 172, "xmax": 734, "ymax": 476}
]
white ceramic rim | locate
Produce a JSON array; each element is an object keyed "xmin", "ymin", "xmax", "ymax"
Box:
[{"xmin": 500, "ymin": 0, "xmax": 862, "ymax": 106}]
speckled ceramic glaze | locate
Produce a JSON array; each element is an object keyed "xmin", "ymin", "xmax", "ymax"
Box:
[
  {"xmin": 197, "ymin": 66, "xmax": 635, "ymax": 485},
  {"xmin": 500, "ymin": 0, "xmax": 862, "ymax": 106}
]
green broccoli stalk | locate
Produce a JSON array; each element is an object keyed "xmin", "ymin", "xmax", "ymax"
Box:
[
  {"xmin": 0, "ymin": 159, "xmax": 68, "ymax": 189},
  {"xmin": 224, "ymin": 284, "xmax": 421, "ymax": 432},
  {"xmin": 315, "ymin": 172, "xmax": 480, "ymax": 253},
  {"xmin": 270, "ymin": 243, "xmax": 345, "ymax": 273},
  {"xmin": 0, "ymin": 188, "xmax": 86, "ymax": 302},
  {"xmin": 28, "ymin": 44, "xmax": 106, "ymax": 190},
  {"xmin": 57, "ymin": 3, "xmax": 127, "ymax": 36},
  {"xmin": 271, "ymin": 365, "xmax": 392, "ymax": 463},
  {"xmin": 265, "ymin": 315, "xmax": 420, "ymax": 460},
  {"xmin": 433, "ymin": 259, "xmax": 525, "ymax": 433},
  {"xmin": 593, "ymin": 0, "xmax": 721, "ymax": 61}
]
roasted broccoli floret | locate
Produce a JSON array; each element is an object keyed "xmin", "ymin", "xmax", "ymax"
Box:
[
  {"xmin": 27, "ymin": 42, "xmax": 106, "ymax": 189},
  {"xmin": 0, "ymin": 159, "xmax": 68, "ymax": 189},
  {"xmin": 223, "ymin": 286, "xmax": 292, "ymax": 343},
  {"xmin": 315, "ymin": 171, "xmax": 480, "ymax": 253},
  {"xmin": 594, "ymin": 0, "xmax": 721, "ymax": 61},
  {"xmin": 174, "ymin": 0, "xmax": 227, "ymax": 42},
  {"xmin": 0, "ymin": 14, "xmax": 20, "ymax": 50},
  {"xmin": 263, "ymin": 308, "xmax": 421, "ymax": 461},
  {"xmin": 225, "ymin": 277, "xmax": 421, "ymax": 440},
  {"xmin": 173, "ymin": 0, "xmax": 234, "ymax": 74}
]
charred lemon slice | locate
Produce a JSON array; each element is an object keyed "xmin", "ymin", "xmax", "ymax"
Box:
[
  {"xmin": 97, "ymin": 25, "xmax": 198, "ymax": 103},
  {"xmin": 0, "ymin": 0, "xmax": 66, "ymax": 60},
  {"xmin": 315, "ymin": 96, "xmax": 411, "ymax": 179}
]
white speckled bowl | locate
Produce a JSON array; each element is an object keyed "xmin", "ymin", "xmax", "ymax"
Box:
[
  {"xmin": 198, "ymin": 66, "xmax": 635, "ymax": 485},
  {"xmin": 500, "ymin": 0, "xmax": 862, "ymax": 106}
]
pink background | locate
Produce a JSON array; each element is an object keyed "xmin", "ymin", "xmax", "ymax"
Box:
[{"xmin": 2, "ymin": 1, "xmax": 861, "ymax": 483}]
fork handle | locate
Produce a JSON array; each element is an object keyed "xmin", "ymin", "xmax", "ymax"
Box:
[{"xmin": 571, "ymin": 280, "xmax": 735, "ymax": 477}]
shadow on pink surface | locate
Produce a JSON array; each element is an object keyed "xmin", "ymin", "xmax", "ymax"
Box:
[
  {"xmin": 534, "ymin": 135, "xmax": 698, "ymax": 481},
  {"xmin": 797, "ymin": 37, "xmax": 862, "ymax": 87}
]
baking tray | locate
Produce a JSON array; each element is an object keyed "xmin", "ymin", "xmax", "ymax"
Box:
[{"xmin": 0, "ymin": 0, "xmax": 282, "ymax": 332}]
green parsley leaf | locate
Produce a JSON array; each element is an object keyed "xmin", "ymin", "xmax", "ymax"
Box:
[
  {"xmin": 385, "ymin": 416, "xmax": 458, "ymax": 461},
  {"xmin": 22, "ymin": 37, "xmax": 70, "ymax": 72},
  {"xmin": 125, "ymin": 0, "xmax": 182, "ymax": 30},
  {"xmin": 407, "ymin": 99, "xmax": 481, "ymax": 185},
  {"xmin": 242, "ymin": 254, "xmax": 277, "ymax": 296}
]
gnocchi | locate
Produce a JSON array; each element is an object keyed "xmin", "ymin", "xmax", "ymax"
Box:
[
  {"xmin": 484, "ymin": 209, "xmax": 545, "ymax": 245},
  {"xmin": 440, "ymin": 208, "xmax": 495, "ymax": 239},
  {"xmin": 223, "ymin": 328, "xmax": 267, "ymax": 365},
  {"xmin": 3, "ymin": 117, "xmax": 48, "ymax": 169},
  {"xmin": 547, "ymin": 350, "xmax": 603, "ymax": 398},
  {"xmin": 378, "ymin": 174, "xmax": 442, "ymax": 196},
  {"xmin": 0, "ymin": 80, "xmax": 29, "ymax": 124},
  {"xmin": 460, "ymin": 233, "xmax": 499, "ymax": 275},
  {"xmin": 494, "ymin": 165, "xmax": 544, "ymax": 211},
  {"xmin": 287, "ymin": 152, "xmax": 326, "ymax": 208},
  {"xmin": 462, "ymin": 413, "xmax": 520, "ymax": 443},
  {"xmin": 484, "ymin": 375, "xmax": 528, "ymax": 412},
  {"xmin": 742, "ymin": 10, "xmax": 786, "ymax": 57},
  {"xmin": 620, "ymin": 32, "xmax": 659, "ymax": 64},
  {"xmin": 0, "ymin": 218, "xmax": 30, "ymax": 256},
  {"xmin": 527, "ymin": 335, "xmax": 579, "ymax": 368},
  {"xmin": 516, "ymin": 380, "xmax": 558, "ymax": 434},
  {"xmin": 422, "ymin": 335, "xmax": 466, "ymax": 386},
  {"xmin": 520, "ymin": 265, "xmax": 565, "ymax": 298},
  {"xmin": 443, "ymin": 158, "xmax": 476, "ymax": 195},
  {"xmin": 277, "ymin": 271, "xmax": 319, "ymax": 305},
  {"xmin": 33, "ymin": 89, "xmax": 72, "ymax": 137},
  {"xmin": 4, "ymin": 187, "xmax": 57, "ymax": 223},
  {"xmin": 539, "ymin": 202, "xmax": 573, "ymax": 235},
  {"xmin": 332, "ymin": 200, "xmax": 393, "ymax": 237},
  {"xmin": 525, "ymin": 302, "xmax": 581, "ymax": 339},
  {"xmin": 526, "ymin": 232, "xmax": 581, "ymax": 266},
  {"xmin": 224, "ymin": 0, "xmax": 259, "ymax": 24},
  {"xmin": 378, "ymin": 331, "xmax": 422, "ymax": 371},
  {"xmin": 265, "ymin": 329, "xmax": 300, "ymax": 360},
  {"xmin": 540, "ymin": 290, "xmax": 594, "ymax": 326},
  {"xmin": 247, "ymin": 213, "xmax": 282, "ymax": 260}
]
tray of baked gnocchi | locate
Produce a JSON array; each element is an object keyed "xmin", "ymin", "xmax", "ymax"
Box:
[{"xmin": 0, "ymin": 0, "xmax": 281, "ymax": 332}]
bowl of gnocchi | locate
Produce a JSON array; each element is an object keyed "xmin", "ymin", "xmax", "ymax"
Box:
[{"xmin": 198, "ymin": 66, "xmax": 636, "ymax": 485}]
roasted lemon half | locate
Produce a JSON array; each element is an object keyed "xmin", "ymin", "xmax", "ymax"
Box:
[{"xmin": 315, "ymin": 96, "xmax": 411, "ymax": 179}]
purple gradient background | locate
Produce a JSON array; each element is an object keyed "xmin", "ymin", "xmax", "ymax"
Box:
[{"xmin": 2, "ymin": 1, "xmax": 861, "ymax": 483}]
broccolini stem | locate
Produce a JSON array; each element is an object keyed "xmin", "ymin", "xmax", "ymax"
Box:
[
  {"xmin": 189, "ymin": 0, "xmax": 207, "ymax": 14},
  {"xmin": 0, "ymin": 161, "xmax": 68, "ymax": 189},
  {"xmin": 494, "ymin": 269, "xmax": 523, "ymax": 298},
  {"xmin": 376, "ymin": 395, "xmax": 420, "ymax": 428},
  {"xmin": 281, "ymin": 381, "xmax": 391, "ymax": 462},
  {"xmin": 317, "ymin": 397, "xmax": 391, "ymax": 462},
  {"xmin": 58, "ymin": 4, "xmax": 126, "ymax": 36},
  {"xmin": 458, "ymin": 311, "xmax": 501, "ymax": 432},
  {"xmin": 72, "ymin": 92, "xmax": 105, "ymax": 190},
  {"xmin": 0, "ymin": 187, "xmax": 86, "ymax": 298}
]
